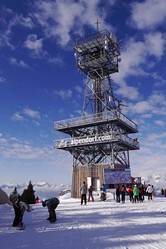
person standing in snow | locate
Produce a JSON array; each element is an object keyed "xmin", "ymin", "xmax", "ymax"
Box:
[
  {"xmin": 101, "ymin": 183, "xmax": 106, "ymax": 193},
  {"xmin": 88, "ymin": 186, "xmax": 94, "ymax": 202},
  {"xmin": 10, "ymin": 187, "xmax": 32, "ymax": 229},
  {"xmin": 133, "ymin": 185, "xmax": 139, "ymax": 203},
  {"xmin": 116, "ymin": 185, "xmax": 121, "ymax": 203},
  {"xmin": 119, "ymin": 184, "xmax": 126, "ymax": 203},
  {"xmin": 80, "ymin": 181, "xmax": 87, "ymax": 205},
  {"xmin": 35, "ymin": 196, "xmax": 40, "ymax": 204},
  {"xmin": 146, "ymin": 184, "xmax": 153, "ymax": 200},
  {"xmin": 138, "ymin": 184, "xmax": 144, "ymax": 202},
  {"xmin": 42, "ymin": 197, "xmax": 60, "ymax": 223},
  {"xmin": 127, "ymin": 185, "xmax": 133, "ymax": 202},
  {"xmin": 152, "ymin": 185, "xmax": 155, "ymax": 197}
]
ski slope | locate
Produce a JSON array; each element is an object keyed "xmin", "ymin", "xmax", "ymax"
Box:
[{"xmin": 0, "ymin": 194, "xmax": 166, "ymax": 249}]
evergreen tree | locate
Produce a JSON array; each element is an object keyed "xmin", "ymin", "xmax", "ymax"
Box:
[{"xmin": 21, "ymin": 181, "xmax": 36, "ymax": 204}]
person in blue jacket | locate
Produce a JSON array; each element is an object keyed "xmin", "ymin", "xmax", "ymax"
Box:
[{"xmin": 101, "ymin": 183, "xmax": 106, "ymax": 193}]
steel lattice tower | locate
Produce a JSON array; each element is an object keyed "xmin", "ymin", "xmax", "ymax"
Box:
[{"xmin": 54, "ymin": 29, "xmax": 139, "ymax": 197}]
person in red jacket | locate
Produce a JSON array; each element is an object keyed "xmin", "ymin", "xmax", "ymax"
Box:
[
  {"xmin": 164, "ymin": 189, "xmax": 166, "ymax": 197},
  {"xmin": 127, "ymin": 185, "xmax": 133, "ymax": 202},
  {"xmin": 88, "ymin": 186, "xmax": 94, "ymax": 202}
]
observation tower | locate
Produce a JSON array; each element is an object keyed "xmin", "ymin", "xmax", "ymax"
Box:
[{"xmin": 54, "ymin": 28, "xmax": 139, "ymax": 197}]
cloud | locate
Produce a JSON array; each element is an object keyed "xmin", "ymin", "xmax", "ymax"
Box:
[
  {"xmin": 112, "ymin": 30, "xmax": 166, "ymax": 101},
  {"xmin": 1, "ymin": 142, "xmax": 46, "ymax": 160},
  {"xmin": 12, "ymin": 108, "xmax": 41, "ymax": 123},
  {"xmin": 0, "ymin": 76, "xmax": 6, "ymax": 84},
  {"xmin": 115, "ymin": 82, "xmax": 139, "ymax": 100},
  {"xmin": 0, "ymin": 137, "xmax": 8, "ymax": 145},
  {"xmin": 120, "ymin": 33, "xmax": 165, "ymax": 78},
  {"xmin": 130, "ymin": 100, "xmax": 151, "ymax": 114},
  {"xmin": 23, "ymin": 33, "xmax": 63, "ymax": 64},
  {"xmin": 128, "ymin": 91, "xmax": 166, "ymax": 116},
  {"xmin": 131, "ymin": 150, "xmax": 166, "ymax": 177},
  {"xmin": 53, "ymin": 89, "xmax": 72, "ymax": 99},
  {"xmin": 0, "ymin": 134, "xmax": 48, "ymax": 160},
  {"xmin": 9, "ymin": 57, "xmax": 29, "ymax": 68},
  {"xmin": 0, "ymin": 181, "xmax": 71, "ymax": 198},
  {"xmin": 12, "ymin": 112, "xmax": 27, "ymax": 121},
  {"xmin": 23, "ymin": 108, "xmax": 41, "ymax": 119},
  {"xmin": 154, "ymin": 120, "xmax": 165, "ymax": 126},
  {"xmin": 131, "ymin": 130, "xmax": 166, "ymax": 177},
  {"xmin": 18, "ymin": 15, "xmax": 34, "ymax": 29},
  {"xmin": 0, "ymin": 133, "xmax": 72, "ymax": 176},
  {"xmin": 24, "ymin": 34, "xmax": 43, "ymax": 53},
  {"xmin": 75, "ymin": 85, "xmax": 82, "ymax": 94},
  {"xmin": 0, "ymin": 8, "xmax": 34, "ymax": 48},
  {"xmin": 145, "ymin": 32, "xmax": 166, "ymax": 59},
  {"xmin": 0, "ymin": 6, "xmax": 63, "ymax": 65},
  {"xmin": 131, "ymin": 0, "xmax": 166, "ymax": 30},
  {"xmin": 32, "ymin": 0, "xmax": 113, "ymax": 46}
]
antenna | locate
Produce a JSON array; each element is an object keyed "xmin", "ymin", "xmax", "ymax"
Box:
[{"xmin": 95, "ymin": 17, "xmax": 101, "ymax": 32}]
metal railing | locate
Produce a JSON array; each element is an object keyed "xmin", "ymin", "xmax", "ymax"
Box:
[{"xmin": 55, "ymin": 110, "xmax": 138, "ymax": 132}]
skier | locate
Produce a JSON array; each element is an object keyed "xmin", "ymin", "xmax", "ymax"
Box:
[
  {"xmin": 88, "ymin": 186, "xmax": 94, "ymax": 202},
  {"xmin": 42, "ymin": 197, "xmax": 60, "ymax": 223},
  {"xmin": 138, "ymin": 184, "xmax": 144, "ymax": 202},
  {"xmin": 100, "ymin": 191, "xmax": 107, "ymax": 201},
  {"xmin": 101, "ymin": 183, "xmax": 106, "ymax": 193},
  {"xmin": 161, "ymin": 188, "xmax": 164, "ymax": 195},
  {"xmin": 119, "ymin": 185, "xmax": 126, "ymax": 203},
  {"xmin": 9, "ymin": 188, "xmax": 32, "ymax": 229},
  {"xmin": 127, "ymin": 185, "xmax": 133, "ymax": 202},
  {"xmin": 146, "ymin": 184, "xmax": 153, "ymax": 200},
  {"xmin": 133, "ymin": 185, "xmax": 139, "ymax": 203},
  {"xmin": 116, "ymin": 185, "xmax": 121, "ymax": 203},
  {"xmin": 80, "ymin": 181, "xmax": 87, "ymax": 205}
]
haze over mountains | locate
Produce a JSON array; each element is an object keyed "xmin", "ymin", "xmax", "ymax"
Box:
[
  {"xmin": 1, "ymin": 174, "xmax": 166, "ymax": 199},
  {"xmin": 0, "ymin": 182, "xmax": 71, "ymax": 199}
]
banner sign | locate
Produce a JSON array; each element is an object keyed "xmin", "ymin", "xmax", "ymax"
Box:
[{"xmin": 104, "ymin": 169, "xmax": 131, "ymax": 184}]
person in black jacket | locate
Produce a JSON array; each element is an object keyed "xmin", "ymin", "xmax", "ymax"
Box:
[
  {"xmin": 116, "ymin": 185, "xmax": 120, "ymax": 203},
  {"xmin": 10, "ymin": 188, "xmax": 31, "ymax": 229},
  {"xmin": 119, "ymin": 185, "xmax": 126, "ymax": 203},
  {"xmin": 42, "ymin": 197, "xmax": 60, "ymax": 223}
]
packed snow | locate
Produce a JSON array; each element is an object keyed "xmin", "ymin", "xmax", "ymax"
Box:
[{"xmin": 1, "ymin": 192, "xmax": 166, "ymax": 249}]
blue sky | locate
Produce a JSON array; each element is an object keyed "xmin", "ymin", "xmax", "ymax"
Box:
[{"xmin": 0, "ymin": 0, "xmax": 166, "ymax": 185}]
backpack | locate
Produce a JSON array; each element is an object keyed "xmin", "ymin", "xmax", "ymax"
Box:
[{"xmin": 9, "ymin": 191, "xmax": 20, "ymax": 204}]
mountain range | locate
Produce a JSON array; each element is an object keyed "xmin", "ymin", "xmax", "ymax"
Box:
[{"xmin": 1, "ymin": 174, "xmax": 166, "ymax": 199}]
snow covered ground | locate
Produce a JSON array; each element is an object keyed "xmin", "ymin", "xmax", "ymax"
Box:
[{"xmin": 0, "ymin": 193, "xmax": 166, "ymax": 249}]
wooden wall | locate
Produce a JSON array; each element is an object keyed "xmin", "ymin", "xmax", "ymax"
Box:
[{"xmin": 71, "ymin": 164, "xmax": 111, "ymax": 198}]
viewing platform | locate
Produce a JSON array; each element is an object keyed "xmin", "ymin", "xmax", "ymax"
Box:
[
  {"xmin": 74, "ymin": 29, "xmax": 120, "ymax": 78},
  {"xmin": 54, "ymin": 110, "xmax": 138, "ymax": 134}
]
